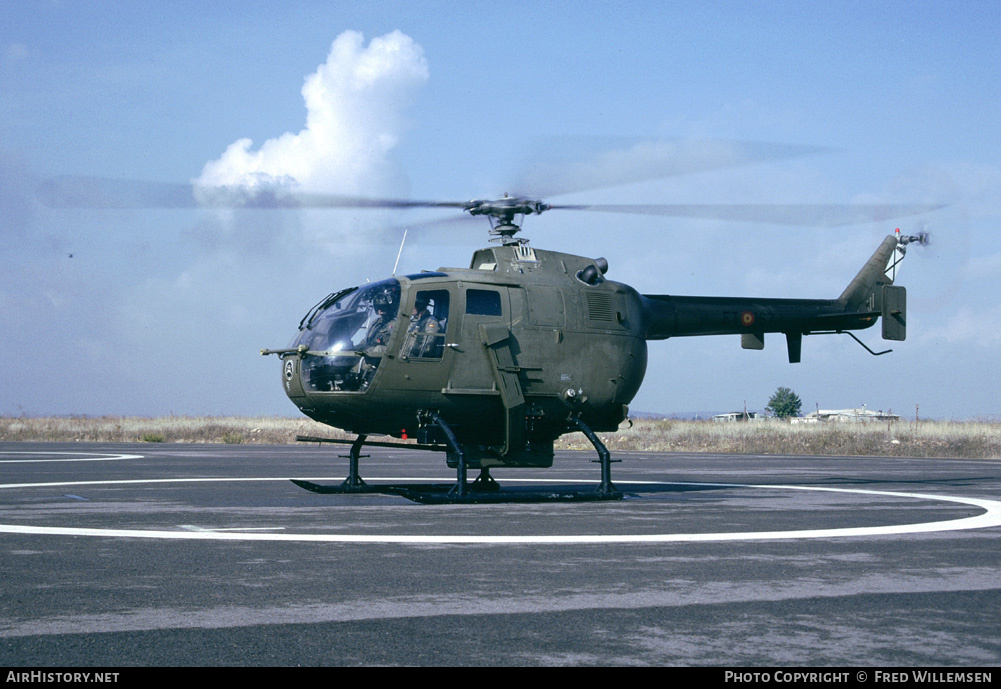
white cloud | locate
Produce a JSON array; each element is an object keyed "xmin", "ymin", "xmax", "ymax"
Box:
[
  {"xmin": 918, "ymin": 304, "xmax": 1001, "ymax": 347},
  {"xmin": 965, "ymin": 251, "xmax": 1001, "ymax": 279},
  {"xmin": 4, "ymin": 42, "xmax": 29, "ymax": 63},
  {"xmin": 101, "ymin": 31, "xmax": 432, "ymax": 415},
  {"xmin": 197, "ymin": 30, "xmax": 428, "ymax": 197}
]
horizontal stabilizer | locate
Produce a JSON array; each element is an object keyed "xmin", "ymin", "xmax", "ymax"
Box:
[{"xmin": 881, "ymin": 285, "xmax": 906, "ymax": 341}]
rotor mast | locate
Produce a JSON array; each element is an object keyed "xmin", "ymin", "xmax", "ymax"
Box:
[{"xmin": 463, "ymin": 195, "xmax": 551, "ymax": 245}]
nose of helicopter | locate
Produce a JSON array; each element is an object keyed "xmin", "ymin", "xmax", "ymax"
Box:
[{"xmin": 281, "ymin": 353, "xmax": 306, "ymax": 401}]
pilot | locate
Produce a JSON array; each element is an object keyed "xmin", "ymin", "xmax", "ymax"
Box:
[
  {"xmin": 407, "ymin": 294, "xmax": 442, "ymax": 357},
  {"xmin": 365, "ymin": 291, "xmax": 398, "ymax": 356},
  {"xmin": 359, "ymin": 290, "xmax": 399, "ymax": 390}
]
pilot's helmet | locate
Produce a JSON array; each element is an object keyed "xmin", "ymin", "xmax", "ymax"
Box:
[
  {"xmin": 414, "ymin": 294, "xmax": 431, "ymax": 311},
  {"xmin": 373, "ymin": 289, "xmax": 397, "ymax": 313}
]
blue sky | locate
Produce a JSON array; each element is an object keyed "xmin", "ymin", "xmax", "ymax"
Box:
[{"xmin": 2, "ymin": 1, "xmax": 999, "ymax": 419}]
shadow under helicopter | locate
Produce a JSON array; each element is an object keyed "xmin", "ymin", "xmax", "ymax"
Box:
[
  {"xmin": 290, "ymin": 469, "xmax": 998, "ymax": 505},
  {"xmin": 289, "ymin": 476, "xmax": 728, "ymax": 504}
]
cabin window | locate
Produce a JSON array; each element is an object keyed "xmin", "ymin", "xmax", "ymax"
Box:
[
  {"xmin": 402, "ymin": 289, "xmax": 449, "ymax": 360},
  {"xmin": 466, "ymin": 289, "xmax": 502, "ymax": 316}
]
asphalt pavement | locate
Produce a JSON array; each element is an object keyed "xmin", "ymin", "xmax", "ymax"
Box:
[{"xmin": 1, "ymin": 442, "xmax": 999, "ymax": 666}]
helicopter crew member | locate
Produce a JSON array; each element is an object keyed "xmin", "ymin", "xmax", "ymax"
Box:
[
  {"xmin": 407, "ymin": 293, "xmax": 442, "ymax": 358},
  {"xmin": 365, "ymin": 292, "xmax": 398, "ymax": 356},
  {"xmin": 360, "ymin": 290, "xmax": 399, "ymax": 388}
]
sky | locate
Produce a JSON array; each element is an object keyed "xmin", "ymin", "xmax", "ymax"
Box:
[{"xmin": 2, "ymin": 0, "xmax": 999, "ymax": 420}]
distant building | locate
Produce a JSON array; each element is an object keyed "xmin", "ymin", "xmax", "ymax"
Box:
[
  {"xmin": 712, "ymin": 411, "xmax": 760, "ymax": 423},
  {"xmin": 799, "ymin": 408, "xmax": 902, "ymax": 423}
]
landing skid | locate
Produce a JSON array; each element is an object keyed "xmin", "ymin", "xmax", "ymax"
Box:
[
  {"xmin": 292, "ymin": 412, "xmax": 624, "ymax": 504},
  {"xmin": 290, "ymin": 479, "xmax": 386, "ymax": 495},
  {"xmin": 290, "ymin": 479, "xmax": 623, "ymax": 504}
]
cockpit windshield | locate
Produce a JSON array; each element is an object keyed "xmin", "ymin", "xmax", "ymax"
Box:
[{"xmin": 294, "ymin": 278, "xmax": 402, "ymax": 392}]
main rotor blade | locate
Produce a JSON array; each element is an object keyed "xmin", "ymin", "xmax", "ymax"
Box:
[
  {"xmin": 369, "ymin": 213, "xmax": 483, "ymax": 245},
  {"xmin": 36, "ymin": 177, "xmax": 200, "ymax": 208},
  {"xmin": 510, "ymin": 138, "xmax": 831, "ymax": 199},
  {"xmin": 549, "ymin": 202, "xmax": 946, "ymax": 227},
  {"xmin": 36, "ymin": 175, "xmax": 468, "ymax": 211}
]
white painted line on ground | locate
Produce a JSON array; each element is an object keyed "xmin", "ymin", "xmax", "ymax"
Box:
[
  {"xmin": 0, "ymin": 452, "xmax": 143, "ymax": 463},
  {"xmin": 2, "ymin": 476, "xmax": 1000, "ymax": 544},
  {"xmin": 178, "ymin": 525, "xmax": 286, "ymax": 532}
]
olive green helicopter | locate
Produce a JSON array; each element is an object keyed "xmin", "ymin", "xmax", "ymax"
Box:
[
  {"xmin": 39, "ymin": 141, "xmax": 934, "ymax": 503},
  {"xmin": 258, "ymin": 198, "xmax": 930, "ymax": 502}
]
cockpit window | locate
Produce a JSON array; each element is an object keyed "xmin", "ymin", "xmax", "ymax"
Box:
[
  {"xmin": 402, "ymin": 289, "xmax": 449, "ymax": 360},
  {"xmin": 294, "ymin": 278, "xmax": 402, "ymax": 391}
]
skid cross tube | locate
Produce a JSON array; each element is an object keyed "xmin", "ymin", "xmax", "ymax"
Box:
[
  {"xmin": 568, "ymin": 416, "xmax": 621, "ymax": 497},
  {"xmin": 421, "ymin": 410, "xmax": 468, "ymax": 497},
  {"xmin": 341, "ymin": 435, "xmax": 368, "ymax": 489}
]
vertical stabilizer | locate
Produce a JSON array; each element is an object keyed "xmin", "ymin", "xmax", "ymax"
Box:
[{"xmin": 837, "ymin": 234, "xmax": 900, "ymax": 312}]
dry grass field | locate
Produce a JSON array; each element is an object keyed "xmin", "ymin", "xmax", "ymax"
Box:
[
  {"xmin": 0, "ymin": 416, "xmax": 347, "ymax": 446},
  {"xmin": 2, "ymin": 415, "xmax": 999, "ymax": 459}
]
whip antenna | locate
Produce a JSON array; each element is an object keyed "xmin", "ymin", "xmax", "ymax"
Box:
[{"xmin": 392, "ymin": 229, "xmax": 408, "ymax": 276}]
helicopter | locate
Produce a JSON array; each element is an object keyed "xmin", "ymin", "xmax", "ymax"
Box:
[
  {"xmin": 258, "ymin": 198, "xmax": 930, "ymax": 504},
  {"xmin": 38, "ymin": 142, "xmax": 935, "ymax": 504}
]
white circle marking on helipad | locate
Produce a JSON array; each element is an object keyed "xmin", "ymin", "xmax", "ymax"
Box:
[{"xmin": 1, "ymin": 473, "xmax": 1000, "ymax": 544}]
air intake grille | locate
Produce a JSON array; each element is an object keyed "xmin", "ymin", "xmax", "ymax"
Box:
[{"xmin": 585, "ymin": 291, "xmax": 614, "ymax": 322}]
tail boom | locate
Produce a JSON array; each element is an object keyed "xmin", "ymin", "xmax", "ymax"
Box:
[{"xmin": 640, "ymin": 234, "xmax": 910, "ymax": 362}]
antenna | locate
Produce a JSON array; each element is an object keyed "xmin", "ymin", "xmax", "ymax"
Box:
[{"xmin": 393, "ymin": 229, "xmax": 408, "ymax": 276}]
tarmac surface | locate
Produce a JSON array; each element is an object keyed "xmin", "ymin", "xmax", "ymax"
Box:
[{"xmin": 1, "ymin": 441, "xmax": 1000, "ymax": 667}]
